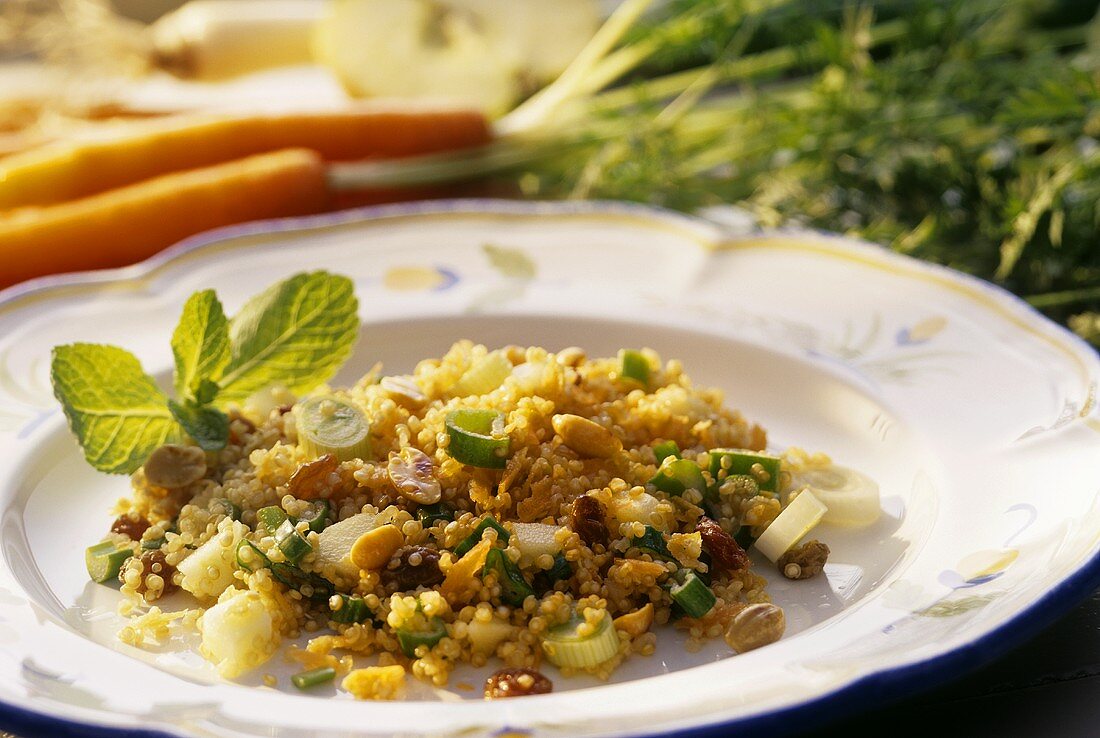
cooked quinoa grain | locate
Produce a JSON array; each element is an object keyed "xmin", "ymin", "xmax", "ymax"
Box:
[{"xmin": 101, "ymin": 342, "xmax": 836, "ymax": 697}]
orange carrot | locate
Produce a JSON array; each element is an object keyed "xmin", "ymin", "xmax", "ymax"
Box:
[
  {"xmin": 0, "ymin": 148, "xmax": 328, "ymax": 289},
  {"xmin": 0, "ymin": 108, "xmax": 490, "ymax": 209}
]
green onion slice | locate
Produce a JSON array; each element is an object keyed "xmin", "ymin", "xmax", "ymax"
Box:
[
  {"xmin": 291, "ymin": 666, "xmax": 336, "ymax": 690},
  {"xmin": 274, "ymin": 519, "xmax": 312, "ymax": 564},
  {"xmin": 541, "ymin": 611, "xmax": 619, "ymax": 669},
  {"xmin": 257, "ymin": 506, "xmax": 289, "ymax": 533},
  {"xmin": 648, "ymin": 457, "xmax": 707, "ymax": 496},
  {"xmin": 269, "ymin": 562, "xmax": 334, "ymax": 603},
  {"xmin": 708, "ymin": 449, "xmax": 781, "ymax": 492},
  {"xmin": 417, "ymin": 503, "xmax": 454, "ymax": 527},
  {"xmin": 618, "ymin": 349, "xmax": 651, "ymax": 386},
  {"xmin": 299, "ymin": 499, "xmax": 332, "ymax": 533},
  {"xmin": 86, "ymin": 542, "xmax": 132, "ymax": 583},
  {"xmin": 453, "ymin": 515, "xmax": 510, "ymax": 557},
  {"xmin": 482, "ymin": 548, "xmax": 534, "ymax": 607},
  {"xmin": 669, "ymin": 570, "xmax": 716, "ymax": 618},
  {"xmin": 235, "ymin": 539, "xmax": 270, "ymax": 572},
  {"xmin": 396, "ymin": 616, "xmax": 447, "ymax": 658},
  {"xmin": 330, "ymin": 594, "xmax": 372, "ymax": 624},
  {"xmin": 295, "ymin": 395, "xmax": 372, "ymax": 462},
  {"xmin": 544, "ymin": 553, "xmax": 572, "ymax": 584},
  {"xmin": 631, "ymin": 525, "xmax": 671, "ymax": 559},
  {"xmin": 444, "ymin": 409, "xmax": 511, "ymax": 468},
  {"xmin": 653, "ymin": 440, "xmax": 680, "ymax": 465}
]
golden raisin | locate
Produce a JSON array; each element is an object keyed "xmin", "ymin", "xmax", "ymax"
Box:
[
  {"xmin": 778, "ymin": 539, "xmax": 830, "ymax": 580},
  {"xmin": 484, "ymin": 668, "xmax": 552, "ymax": 698},
  {"xmin": 696, "ymin": 517, "xmax": 749, "ymax": 573},
  {"xmin": 287, "ymin": 454, "xmax": 340, "ymax": 499},
  {"xmin": 571, "ymin": 495, "xmax": 608, "ymax": 547}
]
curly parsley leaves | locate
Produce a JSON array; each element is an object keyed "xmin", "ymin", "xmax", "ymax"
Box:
[{"xmin": 51, "ymin": 272, "xmax": 359, "ymax": 473}]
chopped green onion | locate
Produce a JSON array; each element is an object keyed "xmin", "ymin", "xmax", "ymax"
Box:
[
  {"xmin": 653, "ymin": 440, "xmax": 680, "ymax": 465},
  {"xmin": 295, "ymin": 395, "xmax": 372, "ymax": 461},
  {"xmin": 269, "ymin": 562, "xmax": 335, "ymax": 603},
  {"xmin": 708, "ymin": 449, "xmax": 781, "ymax": 492},
  {"xmin": 86, "ymin": 541, "xmax": 132, "ymax": 583},
  {"xmin": 482, "ymin": 548, "xmax": 534, "ymax": 607},
  {"xmin": 618, "ymin": 349, "xmax": 650, "ymax": 386},
  {"xmin": 453, "ymin": 515, "xmax": 510, "ymax": 557},
  {"xmin": 235, "ymin": 539, "xmax": 270, "ymax": 572},
  {"xmin": 141, "ymin": 537, "xmax": 166, "ymax": 551},
  {"xmin": 648, "ymin": 457, "xmax": 707, "ymax": 496},
  {"xmin": 544, "ymin": 553, "xmax": 572, "ymax": 583},
  {"xmin": 396, "ymin": 616, "xmax": 447, "ymax": 657},
  {"xmin": 452, "ymin": 351, "xmax": 512, "ymax": 396},
  {"xmin": 417, "ymin": 503, "xmax": 454, "ymax": 527},
  {"xmin": 208, "ymin": 498, "xmax": 241, "ymax": 520},
  {"xmin": 631, "ymin": 525, "xmax": 671, "ymax": 559},
  {"xmin": 444, "ymin": 409, "xmax": 511, "ymax": 468},
  {"xmin": 274, "ymin": 519, "xmax": 312, "ymax": 564},
  {"xmin": 669, "ymin": 570, "xmax": 716, "ymax": 618},
  {"xmin": 291, "ymin": 666, "xmax": 336, "ymax": 690},
  {"xmin": 734, "ymin": 525, "xmax": 756, "ymax": 549},
  {"xmin": 257, "ymin": 506, "xmax": 289, "ymax": 533},
  {"xmin": 236, "ymin": 539, "xmax": 336, "ymax": 602},
  {"xmin": 299, "ymin": 499, "xmax": 332, "ymax": 533},
  {"xmin": 330, "ymin": 594, "xmax": 372, "ymax": 624},
  {"xmin": 541, "ymin": 611, "xmax": 619, "ymax": 669}
]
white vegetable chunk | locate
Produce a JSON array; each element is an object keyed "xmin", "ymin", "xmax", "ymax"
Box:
[
  {"xmin": 754, "ymin": 489, "xmax": 828, "ymax": 562},
  {"xmin": 316, "ymin": 510, "xmax": 394, "ymax": 578},
  {"xmin": 200, "ymin": 589, "xmax": 278, "ymax": 678},
  {"xmin": 177, "ymin": 518, "xmax": 249, "ymax": 599},
  {"xmin": 510, "ymin": 522, "xmax": 562, "ymax": 566}
]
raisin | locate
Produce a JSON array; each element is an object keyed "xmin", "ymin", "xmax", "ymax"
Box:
[
  {"xmin": 696, "ymin": 517, "xmax": 749, "ymax": 572},
  {"xmin": 778, "ymin": 540, "xmax": 830, "ymax": 580},
  {"xmin": 484, "ymin": 668, "xmax": 552, "ymax": 698},
  {"xmin": 287, "ymin": 454, "xmax": 339, "ymax": 499},
  {"xmin": 131, "ymin": 550, "xmax": 178, "ymax": 601},
  {"xmin": 570, "ymin": 496, "xmax": 608, "ymax": 547},
  {"xmin": 382, "ymin": 546, "xmax": 444, "ymax": 590},
  {"xmin": 110, "ymin": 514, "xmax": 150, "ymax": 541}
]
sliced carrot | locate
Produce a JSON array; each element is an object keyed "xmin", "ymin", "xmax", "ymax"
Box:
[
  {"xmin": 0, "ymin": 108, "xmax": 490, "ymax": 209},
  {"xmin": 0, "ymin": 148, "xmax": 328, "ymax": 289}
]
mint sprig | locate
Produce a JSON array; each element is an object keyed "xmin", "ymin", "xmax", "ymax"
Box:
[{"xmin": 51, "ymin": 272, "xmax": 360, "ymax": 474}]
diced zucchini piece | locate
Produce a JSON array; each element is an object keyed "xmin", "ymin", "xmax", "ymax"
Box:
[
  {"xmin": 86, "ymin": 542, "xmax": 132, "ymax": 584},
  {"xmin": 709, "ymin": 449, "xmax": 781, "ymax": 492}
]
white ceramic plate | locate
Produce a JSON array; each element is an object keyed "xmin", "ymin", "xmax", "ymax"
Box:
[{"xmin": 0, "ymin": 200, "xmax": 1098, "ymax": 738}]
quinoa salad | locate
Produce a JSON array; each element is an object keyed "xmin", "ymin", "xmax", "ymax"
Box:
[{"xmin": 63, "ymin": 274, "xmax": 881, "ymax": 701}]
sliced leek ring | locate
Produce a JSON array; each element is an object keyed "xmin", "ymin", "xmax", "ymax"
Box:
[
  {"xmin": 294, "ymin": 395, "xmax": 371, "ymax": 461},
  {"xmin": 754, "ymin": 489, "xmax": 827, "ymax": 562},
  {"xmin": 541, "ymin": 610, "xmax": 618, "ymax": 669},
  {"xmin": 790, "ymin": 465, "xmax": 880, "ymax": 527}
]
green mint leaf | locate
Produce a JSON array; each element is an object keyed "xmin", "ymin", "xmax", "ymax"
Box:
[
  {"xmin": 216, "ymin": 272, "xmax": 359, "ymax": 404},
  {"xmin": 193, "ymin": 378, "xmax": 220, "ymax": 406},
  {"xmin": 168, "ymin": 400, "xmax": 229, "ymax": 451},
  {"xmin": 50, "ymin": 344, "xmax": 179, "ymax": 474},
  {"xmin": 171, "ymin": 289, "xmax": 230, "ymax": 400}
]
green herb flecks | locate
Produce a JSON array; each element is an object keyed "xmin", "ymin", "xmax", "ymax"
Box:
[{"xmin": 51, "ymin": 272, "xmax": 361, "ymax": 474}]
